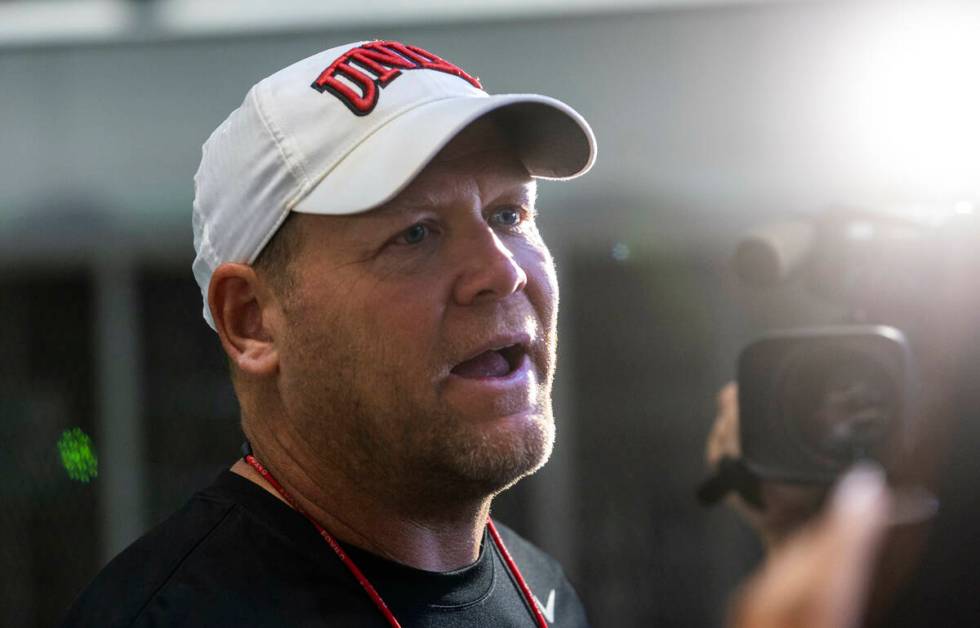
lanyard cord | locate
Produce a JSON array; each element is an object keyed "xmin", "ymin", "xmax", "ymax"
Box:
[{"xmin": 244, "ymin": 454, "xmax": 549, "ymax": 628}]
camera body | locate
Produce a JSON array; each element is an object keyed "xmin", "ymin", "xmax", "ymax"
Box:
[
  {"xmin": 738, "ymin": 325, "xmax": 915, "ymax": 483},
  {"xmin": 695, "ymin": 205, "xmax": 977, "ymax": 502}
]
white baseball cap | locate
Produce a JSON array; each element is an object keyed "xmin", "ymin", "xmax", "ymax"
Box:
[{"xmin": 193, "ymin": 40, "xmax": 597, "ymax": 328}]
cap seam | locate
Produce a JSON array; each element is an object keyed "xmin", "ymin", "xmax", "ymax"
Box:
[
  {"xmin": 253, "ymin": 81, "xmax": 313, "ymax": 186},
  {"xmin": 251, "ymin": 83, "xmax": 311, "ymax": 246}
]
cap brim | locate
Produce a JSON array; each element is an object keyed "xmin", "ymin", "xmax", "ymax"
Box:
[{"xmin": 292, "ymin": 93, "xmax": 596, "ymax": 216}]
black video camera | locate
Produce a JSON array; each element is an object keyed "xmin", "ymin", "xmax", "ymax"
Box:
[
  {"xmin": 698, "ymin": 205, "xmax": 976, "ymax": 507},
  {"xmin": 737, "ymin": 325, "xmax": 913, "ymax": 483}
]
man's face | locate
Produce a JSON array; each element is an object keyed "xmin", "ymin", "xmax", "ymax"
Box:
[{"xmin": 273, "ymin": 120, "xmax": 558, "ymax": 501}]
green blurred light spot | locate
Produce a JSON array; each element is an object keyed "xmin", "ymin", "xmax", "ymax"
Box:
[{"xmin": 58, "ymin": 427, "xmax": 98, "ymax": 483}]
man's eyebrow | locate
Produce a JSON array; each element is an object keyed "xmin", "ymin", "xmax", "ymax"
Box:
[
  {"xmin": 364, "ymin": 202, "xmax": 412, "ymax": 219},
  {"xmin": 365, "ymin": 180, "xmax": 538, "ymax": 223},
  {"xmin": 487, "ymin": 181, "xmax": 539, "ymax": 209},
  {"xmin": 353, "ymin": 196, "xmax": 432, "ymax": 224}
]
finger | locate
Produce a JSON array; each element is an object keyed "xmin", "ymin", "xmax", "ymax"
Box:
[
  {"xmin": 731, "ymin": 465, "xmax": 890, "ymax": 628},
  {"xmin": 707, "ymin": 382, "xmax": 740, "ymax": 465},
  {"xmin": 716, "ymin": 381, "xmax": 737, "ymax": 414},
  {"xmin": 818, "ymin": 465, "xmax": 891, "ymax": 628}
]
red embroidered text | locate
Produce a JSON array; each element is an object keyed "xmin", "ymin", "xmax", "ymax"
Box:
[{"xmin": 311, "ymin": 41, "xmax": 482, "ymax": 115}]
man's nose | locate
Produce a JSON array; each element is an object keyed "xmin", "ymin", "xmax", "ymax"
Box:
[{"xmin": 452, "ymin": 227, "xmax": 528, "ymax": 306}]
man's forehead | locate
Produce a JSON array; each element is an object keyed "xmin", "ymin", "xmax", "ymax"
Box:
[
  {"xmin": 286, "ymin": 172, "xmax": 536, "ymax": 255},
  {"xmin": 367, "ymin": 171, "xmax": 536, "ymax": 219}
]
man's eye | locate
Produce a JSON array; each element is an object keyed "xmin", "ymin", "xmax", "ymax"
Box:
[
  {"xmin": 490, "ymin": 208, "xmax": 523, "ymax": 228},
  {"xmin": 398, "ymin": 223, "xmax": 429, "ymax": 245}
]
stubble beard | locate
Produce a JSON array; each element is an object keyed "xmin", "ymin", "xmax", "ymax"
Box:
[
  {"xmin": 286, "ymin": 335, "xmax": 558, "ymax": 508},
  {"xmin": 335, "ymin": 373, "xmax": 555, "ymax": 507},
  {"xmin": 379, "ymin": 331, "xmax": 558, "ymax": 502},
  {"xmin": 417, "ymin": 391, "xmax": 557, "ymax": 499}
]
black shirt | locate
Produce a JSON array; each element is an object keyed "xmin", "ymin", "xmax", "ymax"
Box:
[{"xmin": 61, "ymin": 470, "xmax": 590, "ymax": 627}]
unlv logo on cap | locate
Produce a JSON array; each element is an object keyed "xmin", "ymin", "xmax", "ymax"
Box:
[{"xmin": 311, "ymin": 41, "xmax": 482, "ymax": 116}]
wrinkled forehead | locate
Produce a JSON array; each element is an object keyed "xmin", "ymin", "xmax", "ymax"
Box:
[{"xmin": 283, "ymin": 148, "xmax": 538, "ymax": 250}]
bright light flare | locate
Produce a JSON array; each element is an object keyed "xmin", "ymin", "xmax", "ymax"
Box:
[{"xmin": 846, "ymin": 4, "xmax": 980, "ymax": 198}]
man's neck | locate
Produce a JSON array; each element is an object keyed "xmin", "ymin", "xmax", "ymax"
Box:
[{"xmin": 230, "ymin": 450, "xmax": 491, "ymax": 572}]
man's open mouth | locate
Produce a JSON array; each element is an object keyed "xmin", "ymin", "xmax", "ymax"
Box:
[{"xmin": 450, "ymin": 343, "xmax": 527, "ymax": 379}]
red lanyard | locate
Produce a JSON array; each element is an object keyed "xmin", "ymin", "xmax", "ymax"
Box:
[{"xmin": 244, "ymin": 454, "xmax": 549, "ymax": 628}]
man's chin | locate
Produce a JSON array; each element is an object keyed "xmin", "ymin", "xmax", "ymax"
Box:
[{"xmin": 434, "ymin": 411, "xmax": 556, "ymax": 495}]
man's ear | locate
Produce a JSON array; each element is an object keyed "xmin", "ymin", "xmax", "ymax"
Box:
[{"xmin": 209, "ymin": 263, "xmax": 281, "ymax": 378}]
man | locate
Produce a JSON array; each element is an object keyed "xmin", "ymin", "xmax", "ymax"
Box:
[
  {"xmin": 63, "ymin": 40, "xmax": 596, "ymax": 627},
  {"xmin": 63, "ymin": 39, "xmax": 890, "ymax": 628}
]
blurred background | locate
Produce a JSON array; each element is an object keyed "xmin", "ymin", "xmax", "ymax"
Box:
[{"xmin": 2, "ymin": 0, "xmax": 979, "ymax": 626}]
